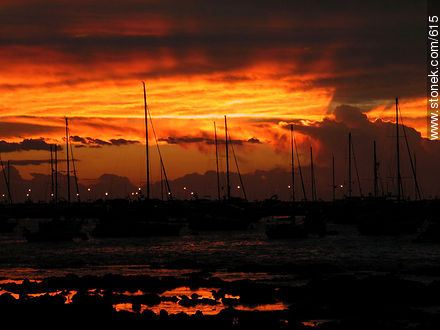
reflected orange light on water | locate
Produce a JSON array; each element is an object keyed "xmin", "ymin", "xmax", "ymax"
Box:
[{"xmin": 112, "ymin": 286, "xmax": 288, "ymax": 315}]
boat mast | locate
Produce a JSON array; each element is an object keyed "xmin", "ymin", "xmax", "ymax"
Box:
[
  {"xmin": 293, "ymin": 132, "xmax": 307, "ymax": 201},
  {"xmin": 70, "ymin": 142, "xmax": 80, "ymax": 203},
  {"xmin": 229, "ymin": 134, "xmax": 247, "ymax": 201},
  {"xmin": 8, "ymin": 161, "xmax": 11, "ymax": 204},
  {"xmin": 7, "ymin": 161, "xmax": 11, "ymax": 204},
  {"xmin": 160, "ymin": 166, "xmax": 164, "ymax": 201},
  {"xmin": 396, "ymin": 97, "xmax": 402, "ymax": 201},
  {"xmin": 310, "ymin": 146, "xmax": 316, "ymax": 201},
  {"xmin": 348, "ymin": 132, "xmax": 352, "ymax": 198},
  {"xmin": 0, "ymin": 154, "xmax": 12, "ymax": 205},
  {"xmin": 65, "ymin": 117, "xmax": 70, "ymax": 204},
  {"xmin": 414, "ymin": 153, "xmax": 417, "ymax": 200},
  {"xmin": 224, "ymin": 115, "xmax": 230, "ymax": 200},
  {"xmin": 332, "ymin": 153, "xmax": 335, "ymax": 202},
  {"xmin": 374, "ymin": 140, "xmax": 378, "ymax": 198},
  {"xmin": 50, "ymin": 144, "xmax": 54, "ymax": 201},
  {"xmin": 290, "ymin": 125, "xmax": 295, "ymax": 203},
  {"xmin": 352, "ymin": 140, "xmax": 363, "ymax": 197},
  {"xmin": 214, "ymin": 122, "xmax": 221, "ymax": 201},
  {"xmin": 54, "ymin": 145, "xmax": 58, "ymax": 204},
  {"xmin": 146, "ymin": 98, "xmax": 173, "ymax": 199},
  {"xmin": 398, "ymin": 103, "xmax": 422, "ymax": 200},
  {"xmin": 142, "ymin": 82, "xmax": 150, "ymax": 200}
]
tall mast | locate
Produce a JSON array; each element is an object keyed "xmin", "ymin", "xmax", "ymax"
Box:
[
  {"xmin": 50, "ymin": 144, "xmax": 54, "ymax": 200},
  {"xmin": 293, "ymin": 132, "xmax": 307, "ymax": 201},
  {"xmin": 348, "ymin": 132, "xmax": 352, "ymax": 198},
  {"xmin": 65, "ymin": 117, "xmax": 70, "ymax": 204},
  {"xmin": 160, "ymin": 166, "xmax": 164, "ymax": 201},
  {"xmin": 352, "ymin": 140, "xmax": 363, "ymax": 197},
  {"xmin": 396, "ymin": 97, "xmax": 402, "ymax": 201},
  {"xmin": 374, "ymin": 140, "xmax": 378, "ymax": 198},
  {"xmin": 414, "ymin": 153, "xmax": 417, "ymax": 200},
  {"xmin": 229, "ymin": 134, "xmax": 247, "ymax": 201},
  {"xmin": 7, "ymin": 161, "xmax": 11, "ymax": 204},
  {"xmin": 398, "ymin": 103, "xmax": 422, "ymax": 200},
  {"xmin": 310, "ymin": 146, "xmax": 316, "ymax": 201},
  {"xmin": 0, "ymin": 154, "xmax": 12, "ymax": 205},
  {"xmin": 146, "ymin": 98, "xmax": 173, "ymax": 199},
  {"xmin": 224, "ymin": 115, "xmax": 230, "ymax": 200},
  {"xmin": 70, "ymin": 142, "xmax": 80, "ymax": 203},
  {"xmin": 290, "ymin": 125, "xmax": 295, "ymax": 203},
  {"xmin": 214, "ymin": 122, "xmax": 221, "ymax": 201},
  {"xmin": 142, "ymin": 82, "xmax": 150, "ymax": 200},
  {"xmin": 54, "ymin": 145, "xmax": 58, "ymax": 204},
  {"xmin": 332, "ymin": 153, "xmax": 335, "ymax": 202}
]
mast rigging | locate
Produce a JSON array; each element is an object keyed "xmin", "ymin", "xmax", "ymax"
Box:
[
  {"xmin": 214, "ymin": 122, "xmax": 221, "ymax": 201},
  {"xmin": 65, "ymin": 117, "xmax": 71, "ymax": 204},
  {"xmin": 142, "ymin": 82, "xmax": 150, "ymax": 200}
]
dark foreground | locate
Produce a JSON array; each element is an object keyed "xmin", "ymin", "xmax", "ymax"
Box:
[
  {"xmin": 1, "ymin": 198, "xmax": 440, "ymax": 328},
  {"xmin": 1, "ymin": 271, "xmax": 440, "ymax": 329}
]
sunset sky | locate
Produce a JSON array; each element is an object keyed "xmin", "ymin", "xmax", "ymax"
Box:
[{"xmin": 0, "ymin": 0, "xmax": 438, "ymax": 200}]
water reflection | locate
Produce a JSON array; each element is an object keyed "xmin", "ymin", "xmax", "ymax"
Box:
[
  {"xmin": 0, "ymin": 284, "xmax": 288, "ymax": 316},
  {"xmin": 114, "ymin": 286, "xmax": 287, "ymax": 315}
]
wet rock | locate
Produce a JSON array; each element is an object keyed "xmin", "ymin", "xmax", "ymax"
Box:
[
  {"xmin": 212, "ymin": 289, "xmax": 225, "ymax": 300},
  {"xmin": 0, "ymin": 293, "xmax": 17, "ymax": 305},
  {"xmin": 141, "ymin": 308, "xmax": 156, "ymax": 320},
  {"xmin": 159, "ymin": 309, "xmax": 169, "ymax": 320}
]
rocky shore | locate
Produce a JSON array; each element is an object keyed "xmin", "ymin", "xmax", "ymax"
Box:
[{"xmin": 1, "ymin": 272, "xmax": 439, "ymax": 329}]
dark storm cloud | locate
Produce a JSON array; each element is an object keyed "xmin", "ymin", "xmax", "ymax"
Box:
[
  {"xmin": 69, "ymin": 135, "xmax": 139, "ymax": 147},
  {"xmin": 280, "ymin": 105, "xmax": 440, "ymax": 198},
  {"xmin": 70, "ymin": 135, "xmax": 87, "ymax": 144},
  {"xmin": 109, "ymin": 138, "xmax": 140, "ymax": 146},
  {"xmin": 0, "ymin": 0, "xmax": 426, "ymax": 104},
  {"xmin": 158, "ymin": 135, "xmax": 261, "ymax": 145},
  {"xmin": 0, "ymin": 138, "xmax": 59, "ymax": 153},
  {"xmin": 247, "ymin": 138, "xmax": 261, "ymax": 144}
]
